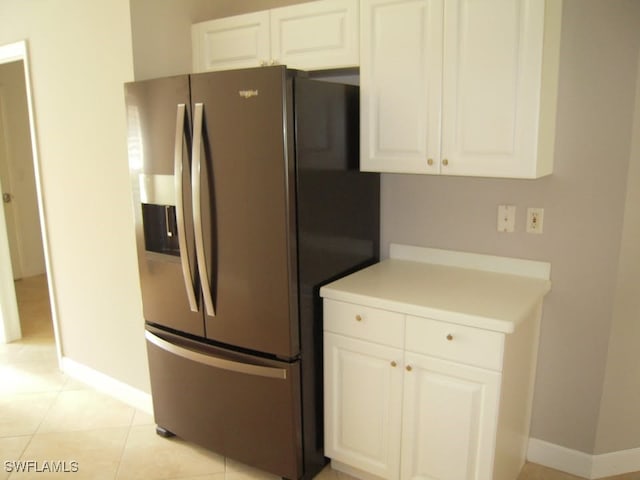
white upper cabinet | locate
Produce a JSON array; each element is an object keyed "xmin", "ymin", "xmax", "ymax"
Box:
[
  {"xmin": 360, "ymin": 0, "xmax": 443, "ymax": 175},
  {"xmin": 271, "ymin": 0, "xmax": 359, "ymax": 70},
  {"xmin": 192, "ymin": 12, "xmax": 270, "ymax": 72},
  {"xmin": 360, "ymin": 0, "xmax": 562, "ymax": 178},
  {"xmin": 192, "ymin": 0, "xmax": 359, "ymax": 73}
]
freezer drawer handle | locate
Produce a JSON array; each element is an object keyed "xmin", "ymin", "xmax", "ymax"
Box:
[
  {"xmin": 174, "ymin": 103, "xmax": 198, "ymax": 313},
  {"xmin": 145, "ymin": 331, "xmax": 288, "ymax": 380},
  {"xmin": 192, "ymin": 103, "xmax": 216, "ymax": 317}
]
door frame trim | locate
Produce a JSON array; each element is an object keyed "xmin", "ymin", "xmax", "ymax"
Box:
[{"xmin": 0, "ymin": 40, "xmax": 61, "ymax": 362}]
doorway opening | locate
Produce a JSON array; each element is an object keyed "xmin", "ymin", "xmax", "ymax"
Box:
[{"xmin": 0, "ymin": 41, "xmax": 60, "ymax": 359}]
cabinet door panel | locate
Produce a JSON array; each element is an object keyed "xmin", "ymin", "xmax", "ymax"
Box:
[
  {"xmin": 192, "ymin": 12, "xmax": 270, "ymax": 72},
  {"xmin": 325, "ymin": 333, "xmax": 404, "ymax": 480},
  {"xmin": 441, "ymin": 0, "xmax": 545, "ymax": 177},
  {"xmin": 271, "ymin": 0, "xmax": 359, "ymax": 70},
  {"xmin": 401, "ymin": 353, "xmax": 501, "ymax": 480},
  {"xmin": 360, "ymin": 0, "xmax": 443, "ymax": 174}
]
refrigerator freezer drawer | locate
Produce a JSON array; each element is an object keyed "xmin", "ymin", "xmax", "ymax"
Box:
[{"xmin": 145, "ymin": 329, "xmax": 303, "ymax": 479}]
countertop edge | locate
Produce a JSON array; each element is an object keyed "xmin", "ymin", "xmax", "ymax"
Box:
[
  {"xmin": 319, "ymin": 287, "xmax": 519, "ymax": 334},
  {"xmin": 319, "ymin": 245, "xmax": 552, "ymax": 335}
]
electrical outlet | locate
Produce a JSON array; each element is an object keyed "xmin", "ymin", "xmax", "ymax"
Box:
[
  {"xmin": 526, "ymin": 208, "xmax": 544, "ymax": 234},
  {"xmin": 497, "ymin": 205, "xmax": 516, "ymax": 233}
]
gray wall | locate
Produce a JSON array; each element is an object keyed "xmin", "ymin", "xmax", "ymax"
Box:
[
  {"xmin": 380, "ymin": 0, "xmax": 640, "ymax": 455},
  {"xmin": 594, "ymin": 47, "xmax": 640, "ymax": 455}
]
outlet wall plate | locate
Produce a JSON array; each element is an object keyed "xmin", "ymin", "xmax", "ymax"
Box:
[
  {"xmin": 498, "ymin": 205, "xmax": 516, "ymax": 233},
  {"xmin": 527, "ymin": 208, "xmax": 544, "ymax": 234}
]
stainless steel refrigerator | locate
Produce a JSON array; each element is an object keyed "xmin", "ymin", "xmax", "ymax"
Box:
[{"xmin": 125, "ymin": 66, "xmax": 379, "ymax": 480}]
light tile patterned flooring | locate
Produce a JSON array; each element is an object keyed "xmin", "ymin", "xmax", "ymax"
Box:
[{"xmin": 2, "ymin": 275, "xmax": 639, "ymax": 479}]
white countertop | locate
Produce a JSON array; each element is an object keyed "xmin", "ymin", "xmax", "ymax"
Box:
[{"xmin": 320, "ymin": 245, "xmax": 552, "ymax": 334}]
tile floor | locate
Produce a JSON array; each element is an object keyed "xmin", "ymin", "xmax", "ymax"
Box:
[{"xmin": 2, "ymin": 275, "xmax": 639, "ymax": 479}]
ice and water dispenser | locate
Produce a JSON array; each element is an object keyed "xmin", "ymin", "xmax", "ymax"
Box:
[{"xmin": 139, "ymin": 174, "xmax": 180, "ymax": 257}]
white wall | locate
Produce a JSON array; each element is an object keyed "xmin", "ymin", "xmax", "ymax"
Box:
[{"xmin": 0, "ymin": 0, "xmax": 149, "ymax": 391}]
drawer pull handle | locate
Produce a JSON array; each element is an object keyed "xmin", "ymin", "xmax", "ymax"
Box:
[
  {"xmin": 446, "ymin": 334, "xmax": 454, "ymax": 341},
  {"xmin": 355, "ymin": 315, "xmax": 362, "ymax": 322},
  {"xmin": 406, "ymin": 365, "xmax": 412, "ymax": 372},
  {"xmin": 391, "ymin": 361, "xmax": 397, "ymax": 367}
]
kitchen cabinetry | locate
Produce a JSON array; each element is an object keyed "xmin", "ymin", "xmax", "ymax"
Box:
[
  {"xmin": 192, "ymin": 0, "xmax": 359, "ymax": 73},
  {"xmin": 360, "ymin": 0, "xmax": 562, "ymax": 178},
  {"xmin": 401, "ymin": 352, "xmax": 501, "ymax": 480},
  {"xmin": 324, "ymin": 332, "xmax": 403, "ymax": 480},
  {"xmin": 321, "ymin": 244, "xmax": 552, "ymax": 480}
]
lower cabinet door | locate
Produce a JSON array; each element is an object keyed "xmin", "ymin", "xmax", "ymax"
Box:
[
  {"xmin": 401, "ymin": 352, "xmax": 501, "ymax": 480},
  {"xmin": 324, "ymin": 333, "xmax": 404, "ymax": 480}
]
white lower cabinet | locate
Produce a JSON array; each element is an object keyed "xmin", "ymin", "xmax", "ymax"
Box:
[
  {"xmin": 324, "ymin": 300, "xmax": 507, "ymax": 480},
  {"xmin": 400, "ymin": 353, "xmax": 501, "ymax": 480},
  {"xmin": 324, "ymin": 332, "xmax": 403, "ymax": 480},
  {"xmin": 321, "ymin": 247, "xmax": 550, "ymax": 480}
]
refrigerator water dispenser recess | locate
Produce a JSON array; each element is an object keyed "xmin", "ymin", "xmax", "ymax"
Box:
[
  {"xmin": 142, "ymin": 204, "xmax": 180, "ymax": 256},
  {"xmin": 139, "ymin": 173, "xmax": 180, "ymax": 256}
]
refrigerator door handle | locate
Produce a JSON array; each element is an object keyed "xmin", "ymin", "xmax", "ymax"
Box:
[
  {"xmin": 145, "ymin": 331, "xmax": 288, "ymax": 380},
  {"xmin": 192, "ymin": 103, "xmax": 216, "ymax": 317},
  {"xmin": 174, "ymin": 103, "xmax": 198, "ymax": 313}
]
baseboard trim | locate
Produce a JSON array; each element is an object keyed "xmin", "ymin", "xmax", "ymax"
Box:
[
  {"xmin": 592, "ymin": 447, "xmax": 640, "ymax": 479},
  {"xmin": 61, "ymin": 356, "xmax": 153, "ymax": 415},
  {"xmin": 528, "ymin": 438, "xmax": 640, "ymax": 479}
]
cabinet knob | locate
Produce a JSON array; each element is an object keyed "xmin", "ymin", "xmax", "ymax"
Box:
[
  {"xmin": 427, "ymin": 158, "xmax": 434, "ymax": 166},
  {"xmin": 442, "ymin": 158, "xmax": 449, "ymax": 166},
  {"xmin": 355, "ymin": 314, "xmax": 362, "ymax": 322},
  {"xmin": 446, "ymin": 334, "xmax": 454, "ymax": 341},
  {"xmin": 391, "ymin": 361, "xmax": 397, "ymax": 367},
  {"xmin": 406, "ymin": 365, "xmax": 412, "ymax": 372}
]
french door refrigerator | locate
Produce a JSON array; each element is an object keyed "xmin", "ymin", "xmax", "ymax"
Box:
[{"xmin": 124, "ymin": 66, "xmax": 379, "ymax": 480}]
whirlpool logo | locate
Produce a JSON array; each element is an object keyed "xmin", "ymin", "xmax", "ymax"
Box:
[{"xmin": 238, "ymin": 89, "xmax": 259, "ymax": 99}]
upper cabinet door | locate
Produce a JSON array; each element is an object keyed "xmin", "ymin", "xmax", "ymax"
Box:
[
  {"xmin": 193, "ymin": 0, "xmax": 359, "ymax": 73},
  {"xmin": 270, "ymin": 0, "xmax": 359, "ymax": 70},
  {"xmin": 441, "ymin": 0, "xmax": 559, "ymax": 178},
  {"xmin": 360, "ymin": 0, "xmax": 443, "ymax": 174},
  {"xmin": 192, "ymin": 11, "xmax": 270, "ymax": 72},
  {"xmin": 360, "ymin": 0, "xmax": 561, "ymax": 178}
]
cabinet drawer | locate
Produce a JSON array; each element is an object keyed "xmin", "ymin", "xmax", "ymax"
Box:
[
  {"xmin": 324, "ymin": 300, "xmax": 404, "ymax": 348},
  {"xmin": 405, "ymin": 316, "xmax": 504, "ymax": 371}
]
